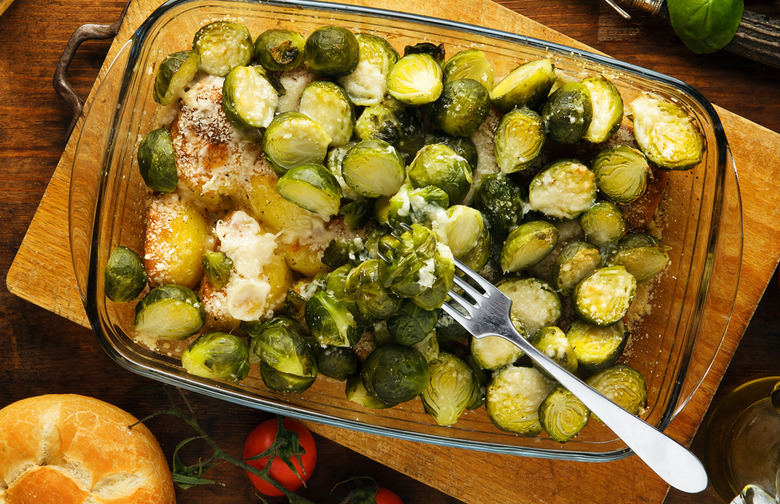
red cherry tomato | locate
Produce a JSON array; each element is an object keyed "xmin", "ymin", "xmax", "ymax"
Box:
[
  {"xmin": 243, "ymin": 417, "xmax": 317, "ymax": 496},
  {"xmin": 375, "ymin": 487, "xmax": 404, "ymax": 504}
]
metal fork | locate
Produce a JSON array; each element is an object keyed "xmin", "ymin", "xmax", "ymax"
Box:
[{"xmin": 443, "ymin": 256, "xmax": 708, "ymax": 493}]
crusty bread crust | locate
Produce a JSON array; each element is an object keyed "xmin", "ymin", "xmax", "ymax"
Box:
[{"xmin": 0, "ymin": 394, "xmax": 176, "ymax": 504}]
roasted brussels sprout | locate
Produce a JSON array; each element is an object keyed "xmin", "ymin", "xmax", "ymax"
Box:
[
  {"xmin": 345, "ymin": 375, "xmax": 392, "ymax": 409},
  {"xmin": 403, "ymin": 42, "xmax": 445, "ymax": 62},
  {"xmin": 586, "ymin": 364, "xmax": 647, "ymax": 416},
  {"xmin": 222, "ymin": 65, "xmax": 278, "ymax": 129},
  {"xmin": 201, "ymin": 251, "xmax": 232, "ymax": 289},
  {"xmin": 338, "ymin": 33, "xmax": 399, "ymax": 106},
  {"xmin": 105, "ymin": 246, "xmax": 147, "ymax": 302},
  {"xmin": 608, "ymin": 233, "xmax": 670, "ymax": 282},
  {"xmin": 386, "ymin": 53, "xmax": 443, "ymax": 105},
  {"xmin": 263, "ymin": 112, "xmax": 331, "ymax": 174},
  {"xmin": 486, "ymin": 365, "xmax": 554, "ymax": 435},
  {"xmin": 421, "ymin": 352, "xmax": 480, "ymax": 426},
  {"xmin": 193, "ymin": 21, "xmax": 253, "ymax": 77},
  {"xmin": 493, "ymin": 107, "xmax": 545, "ymax": 174},
  {"xmin": 361, "ymin": 344, "xmax": 429, "ymax": 405},
  {"xmin": 298, "ymin": 81, "xmax": 354, "ymax": 147},
  {"xmin": 424, "ymin": 133, "xmax": 479, "ymax": 171},
  {"xmin": 314, "ymin": 345, "xmax": 358, "ymax": 381},
  {"xmin": 137, "ymin": 126, "xmax": 177, "ymax": 193},
  {"xmin": 552, "ymin": 241, "xmax": 602, "ymax": 294},
  {"xmin": 629, "ymin": 93, "xmax": 703, "ymax": 170},
  {"xmin": 341, "ymin": 139, "xmax": 406, "ymax": 198},
  {"xmin": 412, "ymin": 330, "xmax": 440, "ymax": 362},
  {"xmin": 591, "ymin": 145, "xmax": 651, "ymax": 204},
  {"xmin": 500, "ymin": 220, "xmax": 559, "ymax": 273},
  {"xmin": 581, "ymin": 76, "xmax": 624, "ymax": 144},
  {"xmin": 566, "ymin": 319, "xmax": 627, "ymax": 373},
  {"xmin": 471, "ymin": 173, "xmax": 527, "ymax": 239},
  {"xmin": 572, "ymin": 266, "xmax": 636, "ymax": 326},
  {"xmin": 498, "ymin": 277, "xmax": 562, "ymax": 337},
  {"xmin": 443, "ymin": 49, "xmax": 494, "ymax": 91},
  {"xmin": 252, "ymin": 321, "xmax": 318, "ymax": 393},
  {"xmin": 134, "ymin": 284, "xmax": 205, "ymax": 340},
  {"xmin": 354, "ymin": 98, "xmax": 425, "ymax": 158},
  {"xmin": 254, "ymin": 29, "xmax": 305, "ymax": 71},
  {"xmin": 531, "ymin": 326, "xmax": 578, "ymax": 376},
  {"xmin": 305, "ymin": 290, "xmax": 361, "ymax": 347},
  {"xmin": 182, "ymin": 332, "xmax": 250, "ymax": 383},
  {"xmin": 387, "ymin": 184, "xmax": 449, "ymax": 229},
  {"xmin": 538, "ymin": 386, "xmax": 590, "ymax": 442},
  {"xmin": 339, "ymin": 199, "xmax": 372, "ymax": 231},
  {"xmin": 345, "ymin": 259, "xmax": 401, "ymax": 320},
  {"xmin": 579, "ymin": 201, "xmax": 627, "ymax": 247},
  {"xmin": 431, "ymin": 79, "xmax": 490, "ymax": 136},
  {"xmin": 407, "ymin": 143, "xmax": 473, "ymax": 204},
  {"xmin": 489, "ymin": 58, "xmax": 555, "ymax": 111},
  {"xmin": 387, "ymin": 299, "xmax": 440, "ymax": 346},
  {"xmin": 304, "ymin": 25, "xmax": 360, "ymax": 77},
  {"xmin": 276, "ymin": 163, "xmax": 342, "ymax": 218},
  {"xmin": 441, "ymin": 205, "xmax": 492, "ymax": 271},
  {"xmin": 528, "ymin": 159, "xmax": 597, "ymax": 220},
  {"xmin": 153, "ymin": 50, "xmax": 200, "ymax": 106},
  {"xmin": 470, "ymin": 334, "xmax": 524, "ymax": 371},
  {"xmin": 542, "ymin": 81, "xmax": 593, "ymax": 144}
]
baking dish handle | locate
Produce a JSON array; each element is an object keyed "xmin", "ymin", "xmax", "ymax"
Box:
[{"xmin": 54, "ymin": 1, "xmax": 129, "ymax": 138}]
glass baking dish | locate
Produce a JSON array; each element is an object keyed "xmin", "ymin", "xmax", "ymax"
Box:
[{"xmin": 69, "ymin": 0, "xmax": 743, "ymax": 461}]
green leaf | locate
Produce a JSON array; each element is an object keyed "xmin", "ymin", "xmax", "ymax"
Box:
[{"xmin": 668, "ymin": 0, "xmax": 744, "ymax": 54}]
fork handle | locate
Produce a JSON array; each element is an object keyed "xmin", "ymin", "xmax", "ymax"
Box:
[{"xmin": 502, "ymin": 326, "xmax": 708, "ymax": 493}]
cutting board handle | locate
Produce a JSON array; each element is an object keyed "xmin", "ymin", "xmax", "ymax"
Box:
[{"xmin": 53, "ymin": 1, "xmax": 129, "ymax": 138}]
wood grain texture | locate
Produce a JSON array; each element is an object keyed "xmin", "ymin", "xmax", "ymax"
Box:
[{"xmin": 2, "ymin": 0, "xmax": 779, "ymax": 503}]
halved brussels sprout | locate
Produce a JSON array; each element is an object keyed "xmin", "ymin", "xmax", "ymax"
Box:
[
  {"xmin": 387, "ymin": 299, "xmax": 440, "ymax": 346},
  {"xmin": 489, "ymin": 58, "xmax": 555, "ymax": 111},
  {"xmin": 441, "ymin": 205, "xmax": 492, "ymax": 271},
  {"xmin": 105, "ymin": 246, "xmax": 147, "ymax": 302},
  {"xmin": 299, "ymin": 81, "xmax": 354, "ymax": 147},
  {"xmin": 407, "ymin": 143, "xmax": 473, "ymax": 204},
  {"xmin": 443, "ymin": 49, "xmax": 494, "ymax": 91},
  {"xmin": 345, "ymin": 259, "xmax": 401, "ymax": 320},
  {"xmin": 500, "ymin": 220, "xmax": 559, "ymax": 273},
  {"xmin": 324, "ymin": 262, "xmax": 353, "ymax": 295},
  {"xmin": 566, "ymin": 319, "xmax": 627, "ymax": 373},
  {"xmin": 552, "ymin": 241, "xmax": 602, "ymax": 294},
  {"xmin": 471, "ymin": 173, "xmax": 527, "ymax": 239},
  {"xmin": 304, "ymin": 290, "xmax": 361, "ymax": 347},
  {"xmin": 608, "ymin": 233, "xmax": 670, "ymax": 282},
  {"xmin": 304, "ymin": 25, "xmax": 360, "ymax": 77},
  {"xmin": 412, "ymin": 330, "xmax": 440, "ymax": 363},
  {"xmin": 345, "ymin": 375, "xmax": 393, "ymax": 409},
  {"xmin": 579, "ymin": 201, "xmax": 627, "ymax": 247},
  {"xmin": 629, "ymin": 93, "xmax": 704, "ymax": 170},
  {"xmin": 498, "ymin": 277, "xmax": 562, "ymax": 337},
  {"xmin": 254, "ymin": 29, "xmax": 305, "ymax": 72},
  {"xmin": 470, "ymin": 334, "xmax": 524, "ymax": 371},
  {"xmin": 528, "ymin": 159, "xmax": 597, "ymax": 220},
  {"xmin": 276, "ymin": 163, "xmax": 342, "ymax": 218},
  {"xmin": 153, "ymin": 50, "xmax": 200, "ymax": 106},
  {"xmin": 137, "ymin": 126, "xmax": 177, "ymax": 193},
  {"xmin": 431, "ymin": 79, "xmax": 490, "ymax": 136},
  {"xmin": 193, "ymin": 21, "xmax": 253, "ymax": 77},
  {"xmin": 531, "ymin": 326, "xmax": 578, "ymax": 376},
  {"xmin": 572, "ymin": 266, "xmax": 636, "ymax": 326},
  {"xmin": 542, "ymin": 81, "xmax": 593, "ymax": 144},
  {"xmin": 386, "ymin": 53, "xmax": 443, "ymax": 105},
  {"xmin": 591, "ymin": 145, "xmax": 651, "ymax": 204},
  {"xmin": 387, "ymin": 184, "xmax": 450, "ymax": 229},
  {"xmin": 424, "ymin": 133, "xmax": 479, "ymax": 171},
  {"xmin": 486, "ymin": 365, "xmax": 554, "ymax": 435},
  {"xmin": 581, "ymin": 76, "xmax": 624, "ymax": 144},
  {"xmin": 314, "ymin": 345, "xmax": 358, "ymax": 381},
  {"xmin": 222, "ymin": 65, "xmax": 278, "ymax": 129},
  {"xmin": 252, "ymin": 321, "xmax": 317, "ymax": 393},
  {"xmin": 341, "ymin": 139, "xmax": 406, "ymax": 198},
  {"xmin": 201, "ymin": 251, "xmax": 232, "ymax": 289},
  {"xmin": 134, "ymin": 284, "xmax": 205, "ymax": 340},
  {"xmin": 539, "ymin": 386, "xmax": 590, "ymax": 442},
  {"xmin": 182, "ymin": 331, "xmax": 250, "ymax": 383},
  {"xmin": 586, "ymin": 364, "xmax": 647, "ymax": 416},
  {"xmin": 354, "ymin": 98, "xmax": 425, "ymax": 158},
  {"xmin": 361, "ymin": 344, "xmax": 429, "ymax": 405},
  {"xmin": 338, "ymin": 33, "xmax": 399, "ymax": 106},
  {"xmin": 263, "ymin": 112, "xmax": 331, "ymax": 174},
  {"xmin": 421, "ymin": 352, "xmax": 480, "ymax": 426},
  {"xmin": 339, "ymin": 199, "xmax": 372, "ymax": 231},
  {"xmin": 493, "ymin": 107, "xmax": 545, "ymax": 174}
]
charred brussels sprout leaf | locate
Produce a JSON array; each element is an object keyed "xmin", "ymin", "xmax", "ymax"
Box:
[
  {"xmin": 472, "ymin": 173, "xmax": 527, "ymax": 239},
  {"xmin": 276, "ymin": 163, "xmax": 342, "ymax": 218},
  {"xmin": 403, "ymin": 42, "xmax": 445, "ymax": 62},
  {"xmin": 254, "ymin": 29, "xmax": 305, "ymax": 71},
  {"xmin": 431, "ymin": 78, "xmax": 490, "ymax": 136},
  {"xmin": 345, "ymin": 259, "xmax": 401, "ymax": 320},
  {"xmin": 339, "ymin": 33, "xmax": 399, "ymax": 106},
  {"xmin": 134, "ymin": 284, "xmax": 205, "ymax": 340},
  {"xmin": 489, "ymin": 58, "xmax": 556, "ymax": 111},
  {"xmin": 500, "ymin": 220, "xmax": 559, "ymax": 273},
  {"xmin": 581, "ymin": 76, "xmax": 624, "ymax": 144},
  {"xmin": 305, "ymin": 290, "xmax": 360, "ymax": 347},
  {"xmin": 182, "ymin": 332, "xmax": 250, "ymax": 383},
  {"xmin": 263, "ymin": 112, "xmax": 331, "ymax": 174},
  {"xmin": 421, "ymin": 352, "xmax": 480, "ymax": 426},
  {"xmin": 528, "ymin": 159, "xmax": 597, "ymax": 220},
  {"xmin": 493, "ymin": 107, "xmax": 545, "ymax": 174},
  {"xmin": 539, "ymin": 386, "xmax": 590, "ymax": 442},
  {"xmin": 441, "ymin": 205, "xmax": 492, "ymax": 271},
  {"xmin": 580, "ymin": 201, "xmax": 627, "ymax": 247},
  {"xmin": 552, "ymin": 241, "xmax": 602, "ymax": 295},
  {"xmin": 486, "ymin": 366, "xmax": 554, "ymax": 435},
  {"xmin": 387, "ymin": 299, "xmax": 440, "ymax": 346},
  {"xmin": 361, "ymin": 344, "xmax": 429, "ymax": 405},
  {"xmin": 304, "ymin": 25, "xmax": 360, "ymax": 77},
  {"xmin": 531, "ymin": 326, "xmax": 578, "ymax": 376},
  {"xmin": 586, "ymin": 364, "xmax": 647, "ymax": 416},
  {"xmin": 341, "ymin": 138, "xmax": 406, "ymax": 198},
  {"xmin": 153, "ymin": 50, "xmax": 200, "ymax": 106},
  {"xmin": 386, "ymin": 53, "xmax": 443, "ymax": 106},
  {"xmin": 443, "ymin": 49, "xmax": 494, "ymax": 91},
  {"xmin": 407, "ymin": 143, "xmax": 472, "ymax": 204},
  {"xmin": 201, "ymin": 251, "xmax": 233, "ymax": 289},
  {"xmin": 608, "ymin": 233, "xmax": 670, "ymax": 282},
  {"xmin": 252, "ymin": 321, "xmax": 317, "ymax": 393},
  {"xmin": 222, "ymin": 65, "xmax": 278, "ymax": 129},
  {"xmin": 572, "ymin": 266, "xmax": 636, "ymax": 326},
  {"xmin": 314, "ymin": 345, "xmax": 358, "ymax": 381},
  {"xmin": 566, "ymin": 319, "xmax": 627, "ymax": 373},
  {"xmin": 193, "ymin": 21, "xmax": 253, "ymax": 77},
  {"xmin": 542, "ymin": 81, "xmax": 593, "ymax": 144},
  {"xmin": 137, "ymin": 126, "xmax": 178, "ymax": 193},
  {"xmin": 299, "ymin": 81, "xmax": 355, "ymax": 147},
  {"xmin": 105, "ymin": 246, "xmax": 147, "ymax": 302},
  {"xmin": 592, "ymin": 145, "xmax": 651, "ymax": 204}
]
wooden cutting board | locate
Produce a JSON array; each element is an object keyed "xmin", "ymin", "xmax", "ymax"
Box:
[{"xmin": 7, "ymin": 0, "xmax": 780, "ymax": 502}]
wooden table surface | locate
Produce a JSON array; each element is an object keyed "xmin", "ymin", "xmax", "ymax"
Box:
[{"xmin": 2, "ymin": 0, "xmax": 779, "ymax": 503}]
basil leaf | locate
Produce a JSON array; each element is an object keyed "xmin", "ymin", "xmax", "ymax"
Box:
[{"xmin": 668, "ymin": 0, "xmax": 744, "ymax": 54}]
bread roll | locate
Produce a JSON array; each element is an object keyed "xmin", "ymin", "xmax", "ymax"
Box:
[{"xmin": 0, "ymin": 394, "xmax": 176, "ymax": 504}]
